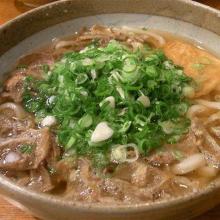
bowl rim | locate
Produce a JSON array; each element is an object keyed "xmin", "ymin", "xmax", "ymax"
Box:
[
  {"xmin": 1, "ymin": 0, "xmax": 220, "ymax": 55},
  {"xmin": 0, "ymin": 0, "xmax": 220, "ymax": 213}
]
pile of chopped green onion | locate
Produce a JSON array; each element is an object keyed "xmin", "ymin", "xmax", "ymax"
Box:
[{"xmin": 23, "ymin": 40, "xmax": 193, "ymax": 168}]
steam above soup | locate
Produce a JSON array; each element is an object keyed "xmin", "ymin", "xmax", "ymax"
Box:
[{"xmin": 0, "ymin": 25, "xmax": 219, "ymax": 204}]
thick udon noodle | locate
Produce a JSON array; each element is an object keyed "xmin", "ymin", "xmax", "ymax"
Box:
[{"xmin": 0, "ymin": 25, "xmax": 220, "ymax": 204}]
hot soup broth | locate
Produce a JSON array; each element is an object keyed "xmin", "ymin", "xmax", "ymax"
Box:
[{"xmin": 0, "ymin": 25, "xmax": 220, "ymax": 204}]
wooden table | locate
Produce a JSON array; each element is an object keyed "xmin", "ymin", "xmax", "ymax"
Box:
[{"xmin": 0, "ymin": 0, "xmax": 220, "ymax": 219}]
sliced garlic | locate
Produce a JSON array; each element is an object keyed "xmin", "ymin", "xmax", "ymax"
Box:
[
  {"xmin": 100, "ymin": 96, "xmax": 115, "ymax": 108},
  {"xmin": 137, "ymin": 95, "xmax": 150, "ymax": 107},
  {"xmin": 91, "ymin": 69, "xmax": 97, "ymax": 80},
  {"xmin": 91, "ymin": 122, "xmax": 113, "ymax": 143},
  {"xmin": 41, "ymin": 115, "xmax": 57, "ymax": 127},
  {"xmin": 5, "ymin": 152, "xmax": 20, "ymax": 163},
  {"xmin": 116, "ymin": 87, "xmax": 125, "ymax": 99},
  {"xmin": 183, "ymin": 86, "xmax": 195, "ymax": 98}
]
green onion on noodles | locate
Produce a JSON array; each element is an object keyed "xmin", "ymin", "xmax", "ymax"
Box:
[{"xmin": 22, "ymin": 39, "xmax": 194, "ymax": 168}]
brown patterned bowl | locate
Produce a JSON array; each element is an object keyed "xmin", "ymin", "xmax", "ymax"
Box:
[{"xmin": 0, "ymin": 0, "xmax": 220, "ymax": 219}]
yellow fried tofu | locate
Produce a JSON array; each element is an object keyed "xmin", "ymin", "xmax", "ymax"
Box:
[{"xmin": 163, "ymin": 40, "xmax": 220, "ymax": 97}]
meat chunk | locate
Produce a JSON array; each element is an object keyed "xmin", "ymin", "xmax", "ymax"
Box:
[
  {"xmin": 0, "ymin": 116, "xmax": 34, "ymax": 138},
  {"xmin": 64, "ymin": 158, "xmax": 102, "ymax": 202},
  {"xmin": 46, "ymin": 135, "xmax": 61, "ymax": 173},
  {"xmin": 147, "ymin": 150, "xmax": 176, "ymax": 167},
  {"xmin": 3, "ymin": 72, "xmax": 26, "ymax": 103},
  {"xmin": 113, "ymin": 163, "xmax": 133, "ymax": 182},
  {"xmin": 130, "ymin": 162, "xmax": 148, "ymax": 187},
  {"xmin": 55, "ymin": 157, "xmax": 77, "ymax": 182},
  {"xmin": 17, "ymin": 52, "xmax": 54, "ymax": 68},
  {"xmin": 15, "ymin": 166, "xmax": 54, "ymax": 192},
  {"xmin": 0, "ymin": 102, "xmax": 34, "ymax": 138},
  {"xmin": 0, "ymin": 128, "xmax": 51, "ymax": 170},
  {"xmin": 163, "ymin": 40, "xmax": 220, "ymax": 97},
  {"xmin": 28, "ymin": 165, "xmax": 54, "ymax": 192},
  {"xmin": 19, "ymin": 52, "xmax": 54, "ymax": 79},
  {"xmin": 191, "ymin": 118, "xmax": 220, "ymax": 168},
  {"xmin": 102, "ymin": 162, "xmax": 172, "ymax": 203},
  {"xmin": 101, "ymin": 178, "xmax": 148, "ymax": 203},
  {"xmin": 2, "ymin": 52, "xmax": 54, "ymax": 103}
]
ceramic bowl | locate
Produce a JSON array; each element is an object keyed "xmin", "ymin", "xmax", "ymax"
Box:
[{"xmin": 0, "ymin": 0, "xmax": 220, "ymax": 219}]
